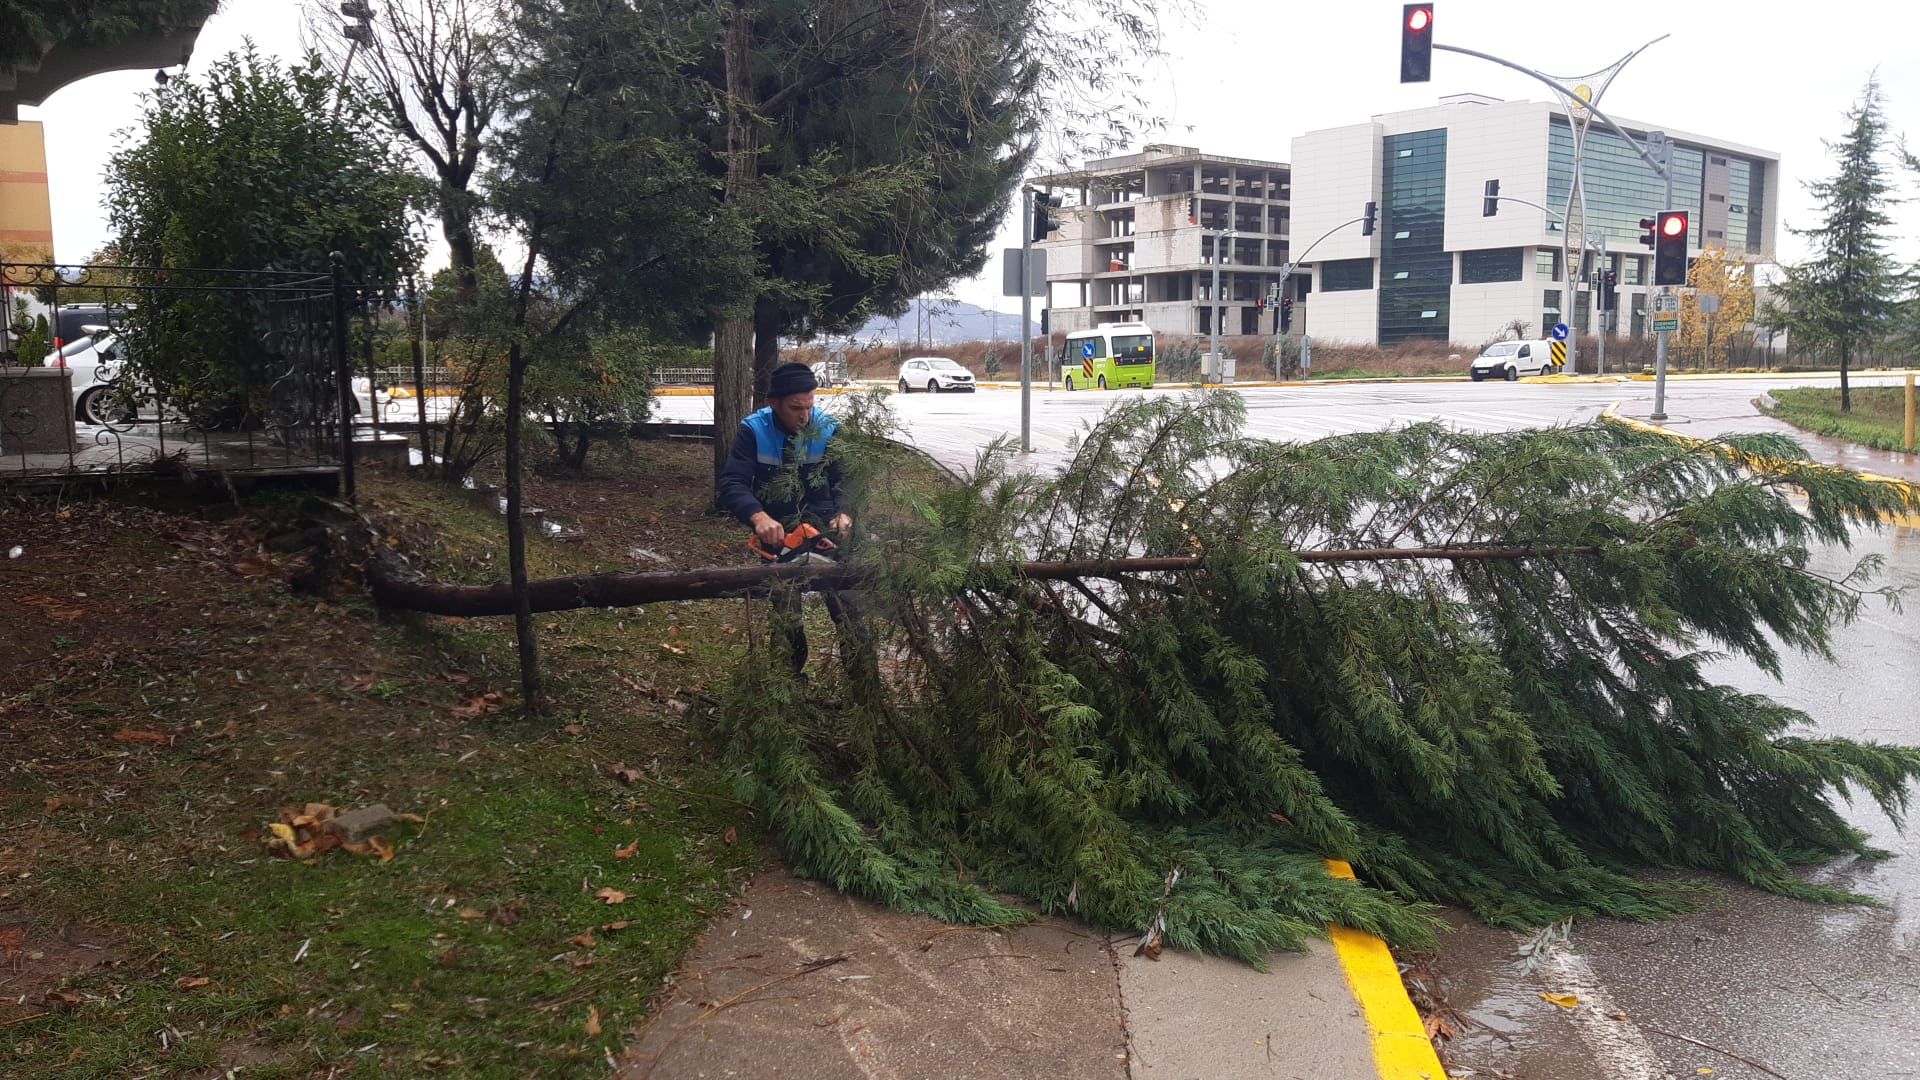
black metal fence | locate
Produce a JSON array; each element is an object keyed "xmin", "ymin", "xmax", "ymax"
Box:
[{"xmin": 0, "ymin": 257, "xmax": 395, "ymax": 496}]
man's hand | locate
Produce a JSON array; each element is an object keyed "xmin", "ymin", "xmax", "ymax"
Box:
[
  {"xmin": 828, "ymin": 513, "xmax": 852, "ymax": 536},
  {"xmin": 750, "ymin": 512, "xmax": 786, "ymax": 551}
]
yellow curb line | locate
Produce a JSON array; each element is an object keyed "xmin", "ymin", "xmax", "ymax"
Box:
[
  {"xmin": 1324, "ymin": 859, "xmax": 1447, "ymax": 1079},
  {"xmin": 1601, "ymin": 402, "xmax": 1920, "ymax": 529}
]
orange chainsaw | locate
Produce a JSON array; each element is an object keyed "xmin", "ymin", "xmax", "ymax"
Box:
[{"xmin": 749, "ymin": 522, "xmax": 838, "ymax": 563}]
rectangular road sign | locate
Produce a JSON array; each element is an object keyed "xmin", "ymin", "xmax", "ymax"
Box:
[
  {"xmin": 1001, "ymin": 248, "xmax": 1047, "ymax": 297},
  {"xmin": 1652, "ymin": 294, "xmax": 1680, "ymax": 313},
  {"xmin": 1653, "ymin": 312, "xmax": 1680, "ymax": 333}
]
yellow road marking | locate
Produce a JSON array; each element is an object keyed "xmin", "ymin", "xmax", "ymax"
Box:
[{"xmin": 1324, "ymin": 859, "xmax": 1446, "ymax": 1079}]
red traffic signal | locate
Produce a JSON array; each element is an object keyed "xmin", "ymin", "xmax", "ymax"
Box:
[
  {"xmin": 1400, "ymin": 4, "xmax": 1433, "ymax": 83},
  {"xmin": 1653, "ymin": 211, "xmax": 1688, "ymax": 286}
]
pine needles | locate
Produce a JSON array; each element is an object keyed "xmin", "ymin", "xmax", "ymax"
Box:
[{"xmin": 717, "ymin": 391, "xmax": 1920, "ymax": 964}]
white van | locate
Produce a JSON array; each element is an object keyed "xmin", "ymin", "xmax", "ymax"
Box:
[{"xmin": 1469, "ymin": 339, "xmax": 1559, "ymax": 381}]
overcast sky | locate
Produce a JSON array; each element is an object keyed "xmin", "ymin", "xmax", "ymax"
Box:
[{"xmin": 24, "ymin": 0, "xmax": 1920, "ymax": 314}]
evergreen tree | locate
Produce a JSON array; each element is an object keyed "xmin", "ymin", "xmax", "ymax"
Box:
[
  {"xmin": 720, "ymin": 393, "xmax": 1920, "ymax": 963},
  {"xmin": 1765, "ymin": 77, "xmax": 1904, "ymax": 410}
]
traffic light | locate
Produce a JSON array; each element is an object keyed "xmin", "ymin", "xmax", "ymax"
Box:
[
  {"xmin": 1653, "ymin": 211, "xmax": 1688, "ymax": 286},
  {"xmin": 1639, "ymin": 217, "xmax": 1659, "ymax": 249},
  {"xmin": 1482, "ymin": 179, "xmax": 1499, "ymax": 217},
  {"xmin": 1400, "ymin": 4, "xmax": 1434, "ymax": 83},
  {"xmin": 1187, "ymin": 195, "xmax": 1199, "ymax": 225},
  {"xmin": 1361, "ymin": 201, "xmax": 1378, "ymax": 236},
  {"xmin": 1602, "ymin": 269, "xmax": 1619, "ymax": 312},
  {"xmin": 1280, "ymin": 298, "xmax": 1294, "ymax": 332},
  {"xmin": 1031, "ymin": 191, "xmax": 1063, "ymax": 243}
]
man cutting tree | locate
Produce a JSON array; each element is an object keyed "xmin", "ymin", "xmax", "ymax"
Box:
[{"xmin": 716, "ymin": 362, "xmax": 854, "ymax": 673}]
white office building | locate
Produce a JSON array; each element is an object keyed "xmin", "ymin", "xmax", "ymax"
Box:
[
  {"xmin": 1286, "ymin": 94, "xmax": 1779, "ymax": 348},
  {"xmin": 1031, "ymin": 146, "xmax": 1305, "ymax": 338}
]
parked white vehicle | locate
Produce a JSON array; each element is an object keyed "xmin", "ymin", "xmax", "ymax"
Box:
[
  {"xmin": 1468, "ymin": 339, "xmax": 1559, "ymax": 381},
  {"xmin": 46, "ymin": 330, "xmax": 138, "ymax": 425},
  {"xmin": 896, "ymin": 356, "xmax": 976, "ymax": 393}
]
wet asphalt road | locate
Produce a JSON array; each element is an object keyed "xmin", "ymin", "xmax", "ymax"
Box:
[{"xmin": 1433, "ymin": 518, "xmax": 1920, "ymax": 1080}]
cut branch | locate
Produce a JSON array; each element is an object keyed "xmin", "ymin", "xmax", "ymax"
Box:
[{"xmin": 367, "ymin": 546, "xmax": 1600, "ymax": 618}]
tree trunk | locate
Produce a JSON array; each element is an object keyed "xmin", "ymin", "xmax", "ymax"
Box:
[
  {"xmin": 503, "ymin": 343, "xmax": 546, "ymax": 715},
  {"xmin": 369, "ymin": 546, "xmax": 1600, "ymax": 618},
  {"xmin": 754, "ymin": 296, "xmax": 783, "ymax": 393},
  {"xmin": 441, "ymin": 184, "xmax": 480, "ymax": 296},
  {"xmin": 711, "ymin": 5, "xmax": 760, "ymax": 486},
  {"xmin": 1841, "ymin": 343, "xmax": 1852, "ymax": 413}
]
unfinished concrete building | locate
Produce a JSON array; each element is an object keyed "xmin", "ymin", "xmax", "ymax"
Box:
[{"xmin": 1033, "ymin": 145, "xmax": 1307, "ymax": 338}]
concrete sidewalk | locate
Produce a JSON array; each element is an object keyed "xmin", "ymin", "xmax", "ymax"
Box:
[
  {"xmin": 616, "ymin": 868, "xmax": 1426, "ymax": 1080},
  {"xmin": 1611, "ymin": 393, "xmax": 1920, "ymax": 486}
]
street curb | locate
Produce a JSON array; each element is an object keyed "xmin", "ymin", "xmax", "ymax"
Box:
[
  {"xmin": 1324, "ymin": 860, "xmax": 1447, "ymax": 1079},
  {"xmin": 1601, "ymin": 402, "xmax": 1920, "ymax": 530}
]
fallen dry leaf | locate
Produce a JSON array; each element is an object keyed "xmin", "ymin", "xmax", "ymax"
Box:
[
  {"xmin": 601, "ymin": 920, "xmax": 631, "ymax": 932},
  {"xmin": 43, "ymin": 795, "xmax": 79, "ymax": 813},
  {"xmin": 613, "ymin": 839, "xmax": 640, "ymax": 860},
  {"xmin": 457, "ymin": 907, "xmax": 484, "ymax": 921},
  {"xmin": 1608, "ymin": 1011, "xmax": 1630, "ymax": 1021},
  {"xmin": 594, "ymin": 887, "xmax": 628, "ymax": 905},
  {"xmin": 658, "ymin": 642, "xmax": 686, "ymax": 656},
  {"xmin": 490, "ymin": 905, "xmax": 523, "ymax": 927},
  {"xmin": 609, "ymin": 764, "xmax": 644, "ymax": 786},
  {"xmin": 585, "ymin": 1004, "xmax": 602, "ymax": 1037},
  {"xmin": 452, "ymin": 691, "xmax": 507, "ymax": 720},
  {"xmin": 113, "ymin": 729, "xmax": 168, "ymax": 745},
  {"xmin": 1423, "ymin": 1014, "xmax": 1458, "ymax": 1041},
  {"xmin": 48, "ymin": 608, "xmax": 85, "ymax": 621},
  {"xmin": 563, "ymin": 723, "xmax": 584, "ymax": 736},
  {"xmin": 0, "ymin": 925, "xmax": 22, "ymax": 959},
  {"xmin": 723, "ymin": 827, "xmax": 738, "ymax": 845},
  {"xmin": 572, "ymin": 932, "xmax": 598, "ymax": 949},
  {"xmin": 174, "ymin": 976, "xmax": 211, "ymax": 990},
  {"xmin": 1540, "ymin": 993, "xmax": 1580, "ymax": 1009},
  {"xmin": 43, "ymin": 989, "xmax": 84, "ymax": 1009}
]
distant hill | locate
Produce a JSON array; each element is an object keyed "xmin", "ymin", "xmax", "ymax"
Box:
[{"xmin": 828, "ymin": 299, "xmax": 1038, "ymax": 349}]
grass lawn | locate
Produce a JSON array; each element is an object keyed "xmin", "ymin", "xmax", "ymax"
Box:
[
  {"xmin": 1765, "ymin": 386, "xmax": 1917, "ymax": 455},
  {"xmin": 0, "ymin": 440, "xmax": 772, "ymax": 1078}
]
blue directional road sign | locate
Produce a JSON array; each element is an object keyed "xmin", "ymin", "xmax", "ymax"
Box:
[
  {"xmin": 1551, "ymin": 323, "xmax": 1570, "ymax": 342},
  {"xmin": 1082, "ymin": 340, "xmax": 1096, "ymax": 359}
]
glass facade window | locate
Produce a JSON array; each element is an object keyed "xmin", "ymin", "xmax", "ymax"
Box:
[
  {"xmin": 1542, "ymin": 289, "xmax": 1561, "ymax": 335},
  {"xmin": 1379, "ymin": 129, "xmax": 1450, "ymax": 345},
  {"xmin": 1623, "ymin": 255, "xmax": 1644, "ymax": 286},
  {"xmin": 1321, "ymin": 258, "xmax": 1373, "ymax": 292},
  {"xmin": 1536, "ymin": 249, "xmax": 1559, "ymax": 280},
  {"xmin": 1726, "ymin": 158, "xmax": 1765, "ymax": 254},
  {"xmin": 1461, "ymin": 247, "xmax": 1525, "ymax": 284},
  {"xmin": 1549, "ymin": 118, "xmax": 1704, "ymax": 252}
]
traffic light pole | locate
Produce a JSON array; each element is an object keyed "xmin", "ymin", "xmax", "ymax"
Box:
[
  {"xmin": 1019, "ymin": 187, "xmax": 1033, "ymax": 452},
  {"xmin": 1651, "ymin": 137, "xmax": 1675, "ymax": 422}
]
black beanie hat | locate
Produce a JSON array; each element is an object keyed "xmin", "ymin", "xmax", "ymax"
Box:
[{"xmin": 768, "ymin": 362, "xmax": 818, "ymax": 398}]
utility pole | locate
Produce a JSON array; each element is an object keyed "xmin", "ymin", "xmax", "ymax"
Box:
[{"xmin": 1209, "ymin": 229, "xmax": 1236, "ymax": 372}]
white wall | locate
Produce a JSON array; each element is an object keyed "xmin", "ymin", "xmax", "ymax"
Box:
[
  {"xmin": 1290, "ymin": 122, "xmax": 1381, "ymax": 265},
  {"xmin": 1450, "ymin": 280, "xmax": 1542, "ymax": 347},
  {"xmin": 1301, "ymin": 282, "xmax": 1376, "ymax": 345}
]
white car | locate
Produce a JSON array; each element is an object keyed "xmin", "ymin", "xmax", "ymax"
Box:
[
  {"xmin": 1468, "ymin": 339, "xmax": 1559, "ymax": 381},
  {"xmin": 48, "ymin": 331, "xmax": 137, "ymax": 425},
  {"xmin": 896, "ymin": 356, "xmax": 976, "ymax": 393}
]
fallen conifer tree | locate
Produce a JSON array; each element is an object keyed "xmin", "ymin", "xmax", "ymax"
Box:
[
  {"xmin": 715, "ymin": 393, "xmax": 1920, "ymax": 963},
  {"xmin": 371, "ymin": 392, "xmax": 1920, "ymax": 963}
]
